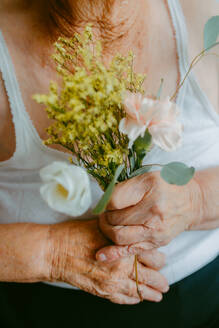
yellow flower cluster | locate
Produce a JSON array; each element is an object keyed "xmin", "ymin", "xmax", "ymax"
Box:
[{"xmin": 34, "ymin": 26, "xmax": 146, "ymax": 190}]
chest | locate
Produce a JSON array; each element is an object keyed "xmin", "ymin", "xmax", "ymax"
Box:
[
  {"xmin": 0, "ymin": 0, "xmax": 218, "ymax": 163},
  {"xmin": 0, "ymin": 2, "xmax": 179, "ymax": 161}
]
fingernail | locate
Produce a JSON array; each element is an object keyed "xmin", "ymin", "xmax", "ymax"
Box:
[
  {"xmin": 98, "ymin": 253, "xmax": 107, "ymax": 262},
  {"xmin": 163, "ymin": 285, "xmax": 169, "ymax": 293},
  {"xmin": 155, "ymin": 294, "xmax": 162, "ymax": 302}
]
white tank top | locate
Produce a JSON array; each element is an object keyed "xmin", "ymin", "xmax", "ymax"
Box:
[{"xmin": 0, "ymin": 0, "xmax": 218, "ymax": 288}]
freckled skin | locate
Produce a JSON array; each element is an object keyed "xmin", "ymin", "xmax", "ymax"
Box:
[
  {"xmin": 48, "ymin": 220, "xmax": 168, "ymax": 304},
  {"xmin": 137, "ymin": 40, "xmax": 143, "ymax": 51},
  {"xmin": 98, "ymin": 168, "xmax": 219, "ymax": 260},
  {"xmin": 0, "ymin": 0, "xmax": 218, "ymax": 304}
]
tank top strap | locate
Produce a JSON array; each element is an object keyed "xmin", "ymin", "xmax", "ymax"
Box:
[
  {"xmin": 167, "ymin": 0, "xmax": 190, "ymax": 77},
  {"xmin": 0, "ymin": 30, "xmax": 35, "ymax": 159}
]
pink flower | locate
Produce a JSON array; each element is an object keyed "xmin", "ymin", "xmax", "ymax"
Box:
[{"xmin": 119, "ymin": 91, "xmax": 183, "ymax": 152}]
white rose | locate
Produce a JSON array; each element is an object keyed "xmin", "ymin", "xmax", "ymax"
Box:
[{"xmin": 40, "ymin": 161, "xmax": 92, "ymax": 217}]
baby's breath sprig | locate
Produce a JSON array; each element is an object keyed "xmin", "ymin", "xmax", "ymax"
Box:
[{"xmin": 34, "ymin": 26, "xmax": 145, "ymax": 191}]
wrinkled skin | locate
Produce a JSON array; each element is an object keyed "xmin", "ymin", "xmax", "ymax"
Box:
[
  {"xmin": 48, "ymin": 219, "xmax": 169, "ymax": 304},
  {"xmin": 96, "ymin": 171, "xmax": 203, "ymax": 261}
]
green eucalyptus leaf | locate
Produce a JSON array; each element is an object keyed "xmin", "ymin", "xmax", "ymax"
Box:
[
  {"xmin": 129, "ymin": 165, "xmax": 153, "ymax": 178},
  {"xmin": 161, "ymin": 162, "xmax": 195, "ymax": 186},
  {"xmin": 204, "ymin": 41, "xmax": 219, "ymax": 52},
  {"xmin": 204, "ymin": 16, "xmax": 219, "ymax": 50},
  {"xmin": 92, "ymin": 164, "xmax": 125, "ymax": 215}
]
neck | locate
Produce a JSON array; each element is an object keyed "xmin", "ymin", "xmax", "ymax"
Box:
[
  {"xmin": 44, "ymin": 0, "xmax": 143, "ymax": 47},
  {"xmin": 7, "ymin": 0, "xmax": 147, "ymax": 64}
]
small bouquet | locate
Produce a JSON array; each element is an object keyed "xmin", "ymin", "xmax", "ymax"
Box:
[
  {"xmin": 35, "ymin": 26, "xmax": 187, "ymax": 211},
  {"xmin": 34, "ymin": 17, "xmax": 218, "ymax": 299}
]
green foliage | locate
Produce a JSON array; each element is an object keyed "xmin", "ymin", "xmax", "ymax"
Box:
[
  {"xmin": 129, "ymin": 165, "xmax": 153, "ymax": 178},
  {"xmin": 161, "ymin": 162, "xmax": 195, "ymax": 186},
  {"xmin": 204, "ymin": 16, "xmax": 219, "ymax": 50},
  {"xmin": 93, "ymin": 164, "xmax": 125, "ymax": 214},
  {"xmin": 132, "ymin": 130, "xmax": 152, "ymax": 169},
  {"xmin": 133, "ymin": 130, "xmax": 152, "ymax": 155}
]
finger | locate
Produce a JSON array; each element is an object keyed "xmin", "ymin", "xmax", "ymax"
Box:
[
  {"xmin": 125, "ymin": 279, "xmax": 163, "ymax": 302},
  {"xmin": 96, "ymin": 242, "xmax": 154, "ymax": 262},
  {"xmin": 96, "ymin": 245, "xmax": 129, "ymax": 262},
  {"xmin": 105, "ymin": 194, "xmax": 153, "ymax": 226},
  {"xmin": 108, "ymin": 173, "xmax": 154, "ymax": 210},
  {"xmin": 131, "ymin": 262, "xmax": 169, "ymax": 293},
  {"xmin": 135, "ymin": 249, "xmax": 166, "ymax": 270},
  {"xmin": 109, "ymin": 293, "xmax": 140, "ymax": 305},
  {"xmin": 99, "ymin": 215, "xmax": 150, "ymax": 245}
]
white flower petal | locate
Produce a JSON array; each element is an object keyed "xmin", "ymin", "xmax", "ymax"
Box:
[
  {"xmin": 40, "ymin": 162, "xmax": 92, "ymax": 217},
  {"xmin": 152, "ymin": 98, "xmax": 180, "ymax": 122},
  {"xmin": 40, "ymin": 161, "xmax": 69, "ymax": 183},
  {"xmin": 119, "ymin": 118, "xmax": 146, "ymax": 147},
  {"xmin": 149, "ymin": 122, "xmax": 183, "ymax": 152}
]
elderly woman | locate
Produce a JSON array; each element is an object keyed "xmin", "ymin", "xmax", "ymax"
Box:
[{"xmin": 0, "ymin": 0, "xmax": 218, "ymax": 327}]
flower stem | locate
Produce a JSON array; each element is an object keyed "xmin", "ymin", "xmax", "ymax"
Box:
[
  {"xmin": 143, "ymin": 164, "xmax": 163, "ymax": 167},
  {"xmin": 170, "ymin": 40, "xmax": 219, "ymax": 102},
  {"xmin": 135, "ymin": 255, "xmax": 143, "ymax": 302},
  {"xmin": 170, "ymin": 50, "xmax": 206, "ymax": 101}
]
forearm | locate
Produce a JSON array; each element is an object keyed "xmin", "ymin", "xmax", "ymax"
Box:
[
  {"xmin": 0, "ymin": 222, "xmax": 50, "ymax": 282},
  {"xmin": 189, "ymin": 167, "xmax": 219, "ymax": 230}
]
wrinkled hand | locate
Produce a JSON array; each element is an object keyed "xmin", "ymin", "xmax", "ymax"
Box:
[
  {"xmin": 97, "ymin": 171, "xmax": 203, "ymax": 259},
  {"xmin": 48, "ymin": 219, "xmax": 169, "ymax": 304}
]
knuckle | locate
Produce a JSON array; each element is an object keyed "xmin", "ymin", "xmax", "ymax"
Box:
[
  {"xmin": 124, "ymin": 280, "xmax": 137, "ymax": 297},
  {"xmin": 161, "ymin": 238, "xmax": 171, "ymax": 246},
  {"xmin": 152, "ymin": 201, "xmax": 165, "ymax": 218},
  {"xmin": 139, "ymin": 268, "xmax": 150, "ymax": 283},
  {"xmin": 107, "ymin": 229, "xmax": 119, "ymax": 243},
  {"xmin": 154, "ymin": 234, "xmax": 169, "ymax": 246},
  {"xmin": 147, "ymin": 172, "xmax": 160, "ymax": 188},
  {"xmin": 99, "ymin": 215, "xmax": 109, "ymax": 232},
  {"xmin": 111, "ymin": 232, "xmax": 119, "ymax": 244},
  {"xmin": 104, "ymin": 282, "xmax": 116, "ymax": 294},
  {"xmin": 150, "ymin": 229, "xmax": 170, "ymax": 247},
  {"xmin": 156, "ymin": 252, "xmax": 166, "ymax": 267},
  {"xmin": 108, "ymin": 184, "xmax": 124, "ymax": 210},
  {"xmin": 114, "ymin": 262, "xmax": 123, "ymax": 274},
  {"xmin": 104, "ymin": 246, "xmax": 120, "ymax": 260},
  {"xmin": 130, "ymin": 268, "xmax": 136, "ymax": 282},
  {"xmin": 158, "ymin": 231, "xmax": 171, "ymax": 246},
  {"xmin": 142, "ymin": 250, "xmax": 166, "ymax": 269},
  {"xmin": 106, "ymin": 211, "xmax": 120, "ymax": 225},
  {"xmin": 99, "ymin": 276, "xmax": 120, "ymax": 294},
  {"xmin": 150, "ymin": 230, "xmax": 158, "ymax": 243},
  {"xmin": 112, "ymin": 228, "xmax": 125, "ymax": 245},
  {"xmin": 110, "ymin": 259, "xmax": 125, "ymax": 275},
  {"xmin": 108, "ymin": 196, "xmax": 120, "ymax": 210}
]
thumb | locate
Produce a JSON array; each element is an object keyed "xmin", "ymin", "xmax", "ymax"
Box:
[
  {"xmin": 107, "ymin": 173, "xmax": 153, "ymax": 210},
  {"xmin": 96, "ymin": 242, "xmax": 154, "ymax": 262}
]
